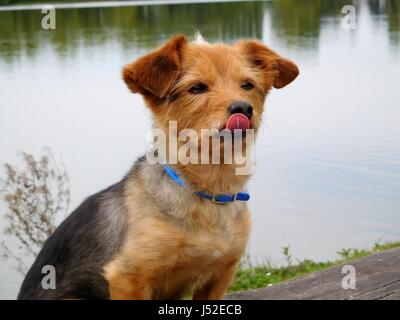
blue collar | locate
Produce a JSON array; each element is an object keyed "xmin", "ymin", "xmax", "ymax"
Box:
[{"xmin": 163, "ymin": 165, "xmax": 250, "ymax": 204}]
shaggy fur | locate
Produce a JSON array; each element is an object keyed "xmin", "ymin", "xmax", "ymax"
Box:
[{"xmin": 18, "ymin": 35, "xmax": 298, "ymax": 300}]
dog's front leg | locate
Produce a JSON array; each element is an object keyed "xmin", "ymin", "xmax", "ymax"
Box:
[
  {"xmin": 108, "ymin": 273, "xmax": 152, "ymax": 300},
  {"xmin": 193, "ymin": 260, "xmax": 239, "ymax": 300},
  {"xmin": 105, "ymin": 260, "xmax": 152, "ymax": 300}
]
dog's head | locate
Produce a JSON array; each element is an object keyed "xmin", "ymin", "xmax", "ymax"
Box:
[{"xmin": 123, "ymin": 35, "xmax": 298, "ymax": 163}]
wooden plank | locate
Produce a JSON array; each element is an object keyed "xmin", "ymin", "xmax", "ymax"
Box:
[{"xmin": 226, "ymin": 248, "xmax": 400, "ymax": 300}]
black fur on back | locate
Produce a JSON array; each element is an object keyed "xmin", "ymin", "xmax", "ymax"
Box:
[{"xmin": 17, "ymin": 180, "xmax": 129, "ymax": 300}]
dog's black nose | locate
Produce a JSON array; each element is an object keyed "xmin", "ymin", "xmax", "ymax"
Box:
[{"xmin": 229, "ymin": 101, "xmax": 253, "ymax": 118}]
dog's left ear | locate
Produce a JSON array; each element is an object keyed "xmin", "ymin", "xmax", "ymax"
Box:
[
  {"xmin": 235, "ymin": 40, "xmax": 299, "ymax": 89},
  {"xmin": 123, "ymin": 35, "xmax": 188, "ymax": 99}
]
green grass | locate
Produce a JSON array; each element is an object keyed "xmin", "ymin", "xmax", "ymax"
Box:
[{"xmin": 228, "ymin": 241, "xmax": 400, "ymax": 293}]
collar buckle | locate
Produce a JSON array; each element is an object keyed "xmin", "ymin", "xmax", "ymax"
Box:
[
  {"xmin": 211, "ymin": 197, "xmax": 230, "ymax": 205},
  {"xmin": 211, "ymin": 194, "xmax": 235, "ymax": 204}
]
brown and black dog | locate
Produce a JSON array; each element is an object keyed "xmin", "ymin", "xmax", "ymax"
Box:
[{"xmin": 18, "ymin": 34, "xmax": 298, "ymax": 300}]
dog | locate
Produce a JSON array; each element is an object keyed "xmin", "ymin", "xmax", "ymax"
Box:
[{"xmin": 18, "ymin": 34, "xmax": 298, "ymax": 300}]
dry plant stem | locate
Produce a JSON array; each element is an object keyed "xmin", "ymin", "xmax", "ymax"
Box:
[{"xmin": 0, "ymin": 149, "xmax": 70, "ymax": 275}]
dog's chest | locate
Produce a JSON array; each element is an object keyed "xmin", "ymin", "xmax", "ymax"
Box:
[
  {"xmin": 170, "ymin": 207, "xmax": 248, "ymax": 262},
  {"xmin": 107, "ymin": 184, "xmax": 251, "ymax": 299},
  {"xmin": 147, "ymin": 210, "xmax": 250, "ymax": 298},
  {"xmin": 130, "ymin": 203, "xmax": 250, "ymax": 264}
]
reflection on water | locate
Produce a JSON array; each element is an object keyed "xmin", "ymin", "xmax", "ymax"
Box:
[
  {"xmin": 269, "ymin": 0, "xmax": 352, "ymax": 49},
  {"xmin": 0, "ymin": 1, "xmax": 264, "ymax": 60},
  {"xmin": 0, "ymin": 0, "xmax": 400, "ymax": 299},
  {"xmin": 368, "ymin": 0, "xmax": 400, "ymax": 45},
  {"xmin": 2, "ymin": 0, "xmax": 399, "ymax": 61}
]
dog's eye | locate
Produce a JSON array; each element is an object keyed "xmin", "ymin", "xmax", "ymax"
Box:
[
  {"xmin": 189, "ymin": 83, "xmax": 208, "ymax": 94},
  {"xmin": 241, "ymin": 81, "xmax": 254, "ymax": 91}
]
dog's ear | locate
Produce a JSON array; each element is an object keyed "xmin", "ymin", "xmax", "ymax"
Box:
[
  {"xmin": 123, "ymin": 35, "xmax": 188, "ymax": 99},
  {"xmin": 235, "ymin": 40, "xmax": 299, "ymax": 89}
]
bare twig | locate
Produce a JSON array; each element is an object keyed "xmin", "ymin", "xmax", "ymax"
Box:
[{"xmin": 0, "ymin": 149, "xmax": 70, "ymax": 275}]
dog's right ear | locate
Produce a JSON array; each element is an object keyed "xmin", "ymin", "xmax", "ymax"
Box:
[{"xmin": 123, "ymin": 35, "xmax": 188, "ymax": 99}]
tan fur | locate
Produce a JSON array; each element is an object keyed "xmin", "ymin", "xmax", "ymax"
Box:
[{"xmin": 104, "ymin": 35, "xmax": 298, "ymax": 300}]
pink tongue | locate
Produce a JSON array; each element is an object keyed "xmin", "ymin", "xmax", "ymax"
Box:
[{"xmin": 226, "ymin": 113, "xmax": 250, "ymax": 131}]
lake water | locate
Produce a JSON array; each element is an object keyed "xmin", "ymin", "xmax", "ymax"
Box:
[{"xmin": 1, "ymin": 0, "xmax": 400, "ymax": 299}]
